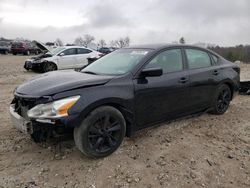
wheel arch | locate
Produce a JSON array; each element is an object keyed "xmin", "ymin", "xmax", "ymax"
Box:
[
  {"xmin": 78, "ymin": 100, "xmax": 135, "ymax": 137},
  {"xmin": 219, "ymin": 80, "xmax": 235, "ymax": 100},
  {"xmin": 43, "ymin": 60, "xmax": 58, "ymax": 70}
]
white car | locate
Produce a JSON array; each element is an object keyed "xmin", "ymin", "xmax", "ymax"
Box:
[{"xmin": 24, "ymin": 45, "xmax": 103, "ymax": 72}]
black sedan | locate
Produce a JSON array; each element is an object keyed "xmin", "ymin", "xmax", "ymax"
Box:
[{"xmin": 10, "ymin": 44, "xmax": 240, "ymax": 158}]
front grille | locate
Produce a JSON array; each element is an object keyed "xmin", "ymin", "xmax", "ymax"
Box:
[
  {"xmin": 12, "ymin": 95, "xmax": 52, "ymax": 119},
  {"xmin": 13, "ymin": 97, "xmax": 37, "ymax": 120}
]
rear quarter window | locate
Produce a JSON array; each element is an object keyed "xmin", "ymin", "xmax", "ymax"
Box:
[{"xmin": 186, "ymin": 49, "xmax": 211, "ymax": 69}]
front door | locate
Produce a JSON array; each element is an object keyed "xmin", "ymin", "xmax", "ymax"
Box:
[
  {"xmin": 58, "ymin": 48, "xmax": 77, "ymax": 69},
  {"xmin": 134, "ymin": 48, "xmax": 190, "ymax": 129}
]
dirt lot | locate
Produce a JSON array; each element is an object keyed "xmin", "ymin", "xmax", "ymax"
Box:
[{"xmin": 0, "ymin": 55, "xmax": 250, "ymax": 188}]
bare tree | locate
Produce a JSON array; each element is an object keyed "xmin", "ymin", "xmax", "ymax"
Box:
[
  {"xmin": 98, "ymin": 39, "xmax": 106, "ymax": 48},
  {"xmin": 74, "ymin": 36, "xmax": 84, "ymax": 46},
  {"xmin": 179, "ymin": 37, "xmax": 185, "ymax": 44},
  {"xmin": 115, "ymin": 36, "xmax": 130, "ymax": 48},
  {"xmin": 110, "ymin": 40, "xmax": 117, "ymax": 47},
  {"xmin": 55, "ymin": 38, "xmax": 64, "ymax": 46},
  {"xmin": 83, "ymin": 34, "xmax": 95, "ymax": 47},
  {"xmin": 124, "ymin": 36, "xmax": 130, "ymax": 47}
]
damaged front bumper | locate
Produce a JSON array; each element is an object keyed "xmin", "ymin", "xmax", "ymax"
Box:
[
  {"xmin": 9, "ymin": 104, "xmax": 75, "ymax": 142},
  {"xmin": 9, "ymin": 104, "xmax": 33, "ymax": 134},
  {"xmin": 24, "ymin": 60, "xmax": 43, "ymax": 71}
]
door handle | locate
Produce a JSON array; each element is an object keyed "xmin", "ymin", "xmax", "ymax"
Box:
[
  {"xmin": 179, "ymin": 77, "xmax": 188, "ymax": 83},
  {"xmin": 213, "ymin": 70, "xmax": 219, "ymax": 75}
]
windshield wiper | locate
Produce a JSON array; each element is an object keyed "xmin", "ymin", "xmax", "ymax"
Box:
[{"xmin": 82, "ymin": 71, "xmax": 98, "ymax": 75}]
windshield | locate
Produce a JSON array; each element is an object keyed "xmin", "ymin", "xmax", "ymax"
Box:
[
  {"xmin": 82, "ymin": 49, "xmax": 151, "ymax": 75},
  {"xmin": 47, "ymin": 47, "xmax": 66, "ymax": 55}
]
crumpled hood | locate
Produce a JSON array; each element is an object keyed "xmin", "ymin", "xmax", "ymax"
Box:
[
  {"xmin": 15, "ymin": 70, "xmax": 114, "ymax": 97},
  {"xmin": 32, "ymin": 40, "xmax": 51, "ymax": 53}
]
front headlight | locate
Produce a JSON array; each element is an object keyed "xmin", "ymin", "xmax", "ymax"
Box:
[{"xmin": 27, "ymin": 96, "xmax": 80, "ymax": 119}]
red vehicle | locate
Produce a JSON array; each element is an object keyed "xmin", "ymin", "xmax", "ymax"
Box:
[{"xmin": 11, "ymin": 41, "xmax": 41, "ymax": 55}]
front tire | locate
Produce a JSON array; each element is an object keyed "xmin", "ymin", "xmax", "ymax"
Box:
[
  {"xmin": 74, "ymin": 106, "xmax": 126, "ymax": 158},
  {"xmin": 210, "ymin": 84, "xmax": 232, "ymax": 115},
  {"xmin": 42, "ymin": 62, "xmax": 57, "ymax": 72}
]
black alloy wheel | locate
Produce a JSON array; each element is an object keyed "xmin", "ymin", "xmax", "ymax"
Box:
[
  {"xmin": 74, "ymin": 106, "xmax": 126, "ymax": 158},
  {"xmin": 88, "ymin": 115, "xmax": 122, "ymax": 153},
  {"xmin": 43, "ymin": 62, "xmax": 57, "ymax": 72},
  {"xmin": 210, "ymin": 84, "xmax": 231, "ymax": 115},
  {"xmin": 216, "ymin": 88, "xmax": 231, "ymax": 113}
]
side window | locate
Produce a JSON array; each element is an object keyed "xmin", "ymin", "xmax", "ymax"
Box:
[
  {"xmin": 145, "ymin": 49, "xmax": 183, "ymax": 73},
  {"xmin": 77, "ymin": 48, "xmax": 92, "ymax": 54},
  {"xmin": 62, "ymin": 48, "xmax": 77, "ymax": 56},
  {"xmin": 186, "ymin": 49, "xmax": 211, "ymax": 69}
]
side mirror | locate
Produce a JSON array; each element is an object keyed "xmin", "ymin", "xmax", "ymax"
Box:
[
  {"xmin": 59, "ymin": 53, "xmax": 65, "ymax": 56},
  {"xmin": 141, "ymin": 68, "xmax": 163, "ymax": 77}
]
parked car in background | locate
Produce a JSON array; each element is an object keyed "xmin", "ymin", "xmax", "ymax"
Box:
[
  {"xmin": 10, "ymin": 44, "xmax": 240, "ymax": 158},
  {"xmin": 11, "ymin": 41, "xmax": 41, "ymax": 55},
  {"xmin": 0, "ymin": 41, "xmax": 10, "ymax": 54},
  {"xmin": 24, "ymin": 46, "xmax": 103, "ymax": 72},
  {"xmin": 98, "ymin": 47, "xmax": 117, "ymax": 55},
  {"xmin": 45, "ymin": 42, "xmax": 60, "ymax": 49}
]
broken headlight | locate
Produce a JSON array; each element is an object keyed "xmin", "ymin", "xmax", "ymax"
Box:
[{"xmin": 27, "ymin": 96, "xmax": 80, "ymax": 119}]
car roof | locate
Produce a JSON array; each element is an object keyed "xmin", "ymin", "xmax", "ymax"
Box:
[
  {"xmin": 126, "ymin": 44, "xmax": 208, "ymax": 50},
  {"xmin": 62, "ymin": 45, "xmax": 94, "ymax": 51},
  {"xmin": 125, "ymin": 43, "xmax": 220, "ymax": 56}
]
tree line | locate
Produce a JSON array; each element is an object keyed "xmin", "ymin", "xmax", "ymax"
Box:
[
  {"xmin": 2, "ymin": 35, "xmax": 250, "ymax": 62},
  {"xmin": 208, "ymin": 45, "xmax": 250, "ymax": 62},
  {"xmin": 74, "ymin": 34, "xmax": 130, "ymax": 48},
  {"xmin": 179, "ymin": 37, "xmax": 250, "ymax": 62},
  {"xmin": 0, "ymin": 35, "xmax": 131, "ymax": 49}
]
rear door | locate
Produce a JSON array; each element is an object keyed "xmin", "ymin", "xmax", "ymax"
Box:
[
  {"xmin": 58, "ymin": 48, "xmax": 77, "ymax": 69},
  {"xmin": 76, "ymin": 48, "xmax": 93, "ymax": 68},
  {"xmin": 134, "ymin": 48, "xmax": 190, "ymax": 129},
  {"xmin": 184, "ymin": 48, "xmax": 218, "ymax": 111}
]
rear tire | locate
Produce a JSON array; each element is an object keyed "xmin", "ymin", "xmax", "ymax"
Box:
[
  {"xmin": 74, "ymin": 106, "xmax": 126, "ymax": 158},
  {"xmin": 210, "ymin": 84, "xmax": 232, "ymax": 115}
]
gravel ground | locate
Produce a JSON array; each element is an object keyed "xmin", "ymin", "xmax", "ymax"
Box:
[{"xmin": 0, "ymin": 55, "xmax": 250, "ymax": 188}]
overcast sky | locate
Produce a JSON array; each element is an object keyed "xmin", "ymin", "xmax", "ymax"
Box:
[{"xmin": 0, "ymin": 0, "xmax": 250, "ymax": 46}]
